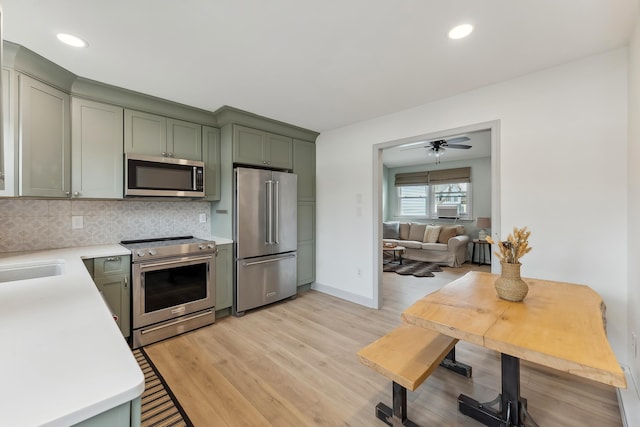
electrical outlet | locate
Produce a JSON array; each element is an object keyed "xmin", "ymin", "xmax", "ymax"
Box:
[
  {"xmin": 199, "ymin": 213, "xmax": 207, "ymax": 223},
  {"xmin": 71, "ymin": 215, "xmax": 83, "ymax": 229}
]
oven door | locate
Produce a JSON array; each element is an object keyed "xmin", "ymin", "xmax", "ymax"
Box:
[{"xmin": 132, "ymin": 254, "xmax": 215, "ymax": 329}]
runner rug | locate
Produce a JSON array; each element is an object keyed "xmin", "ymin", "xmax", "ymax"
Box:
[
  {"xmin": 383, "ymin": 257, "xmax": 443, "ymax": 277},
  {"xmin": 133, "ymin": 348, "xmax": 194, "ymax": 427}
]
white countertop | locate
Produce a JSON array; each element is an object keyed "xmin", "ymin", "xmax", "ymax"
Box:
[
  {"xmin": 211, "ymin": 236, "xmax": 233, "ymax": 245},
  {"xmin": 0, "ymin": 245, "xmax": 145, "ymax": 427}
]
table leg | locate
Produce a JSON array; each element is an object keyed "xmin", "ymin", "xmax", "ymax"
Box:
[
  {"xmin": 472, "ymin": 243, "xmax": 477, "ymax": 265},
  {"xmin": 457, "ymin": 353, "xmax": 529, "ymax": 426},
  {"xmin": 439, "ymin": 347, "xmax": 472, "ymax": 377}
]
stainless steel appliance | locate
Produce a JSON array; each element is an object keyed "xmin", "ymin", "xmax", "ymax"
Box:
[
  {"xmin": 234, "ymin": 167, "xmax": 297, "ymax": 316},
  {"xmin": 125, "ymin": 153, "xmax": 205, "ymax": 198},
  {"xmin": 121, "ymin": 236, "xmax": 216, "ymax": 348}
]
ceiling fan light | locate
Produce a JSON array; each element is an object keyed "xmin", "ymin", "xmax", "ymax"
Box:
[{"xmin": 448, "ymin": 24, "xmax": 473, "ymax": 40}]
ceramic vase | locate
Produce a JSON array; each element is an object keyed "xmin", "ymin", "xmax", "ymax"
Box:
[{"xmin": 494, "ymin": 262, "xmax": 528, "ymax": 302}]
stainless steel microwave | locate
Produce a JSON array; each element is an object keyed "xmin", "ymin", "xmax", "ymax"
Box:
[{"xmin": 125, "ymin": 153, "xmax": 205, "ymax": 198}]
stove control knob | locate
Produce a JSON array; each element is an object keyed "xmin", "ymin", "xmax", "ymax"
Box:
[
  {"xmin": 136, "ymin": 250, "xmax": 145, "ymax": 257},
  {"xmin": 199, "ymin": 244, "xmax": 206, "ymax": 250},
  {"xmin": 207, "ymin": 244, "xmax": 215, "ymax": 249},
  {"xmin": 148, "ymin": 249, "xmax": 157, "ymax": 256}
]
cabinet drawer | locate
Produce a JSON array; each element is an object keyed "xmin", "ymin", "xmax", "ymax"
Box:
[{"xmin": 93, "ymin": 255, "xmax": 130, "ymax": 278}]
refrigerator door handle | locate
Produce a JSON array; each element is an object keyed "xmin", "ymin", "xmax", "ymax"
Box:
[
  {"xmin": 273, "ymin": 180, "xmax": 280, "ymax": 244},
  {"xmin": 242, "ymin": 253, "xmax": 296, "ymax": 267},
  {"xmin": 266, "ymin": 180, "xmax": 273, "ymax": 244}
]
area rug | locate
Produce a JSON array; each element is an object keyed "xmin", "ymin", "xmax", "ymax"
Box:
[
  {"xmin": 133, "ymin": 348, "xmax": 194, "ymax": 427},
  {"xmin": 383, "ymin": 257, "xmax": 443, "ymax": 277}
]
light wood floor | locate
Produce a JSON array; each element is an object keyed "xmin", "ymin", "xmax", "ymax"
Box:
[{"xmin": 144, "ymin": 264, "xmax": 622, "ymax": 426}]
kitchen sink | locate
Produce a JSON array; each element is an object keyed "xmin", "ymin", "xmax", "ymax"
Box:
[{"xmin": 0, "ymin": 261, "xmax": 65, "ymax": 283}]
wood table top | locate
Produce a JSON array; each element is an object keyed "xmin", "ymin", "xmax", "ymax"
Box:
[{"xmin": 401, "ymin": 271, "xmax": 626, "ymax": 388}]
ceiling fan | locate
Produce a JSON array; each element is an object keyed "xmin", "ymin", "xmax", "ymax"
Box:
[{"xmin": 400, "ymin": 136, "xmax": 472, "ymax": 163}]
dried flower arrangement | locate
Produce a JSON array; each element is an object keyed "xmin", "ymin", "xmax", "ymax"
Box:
[{"xmin": 486, "ymin": 226, "xmax": 532, "ymax": 264}]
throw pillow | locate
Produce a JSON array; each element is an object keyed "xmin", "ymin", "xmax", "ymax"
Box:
[
  {"xmin": 382, "ymin": 222, "xmax": 400, "ymax": 239},
  {"xmin": 438, "ymin": 226, "xmax": 459, "ymax": 244},
  {"xmin": 408, "ymin": 223, "xmax": 427, "ymax": 241},
  {"xmin": 423, "ymin": 225, "xmax": 442, "ymax": 243},
  {"xmin": 399, "ymin": 223, "xmax": 410, "ymax": 240}
]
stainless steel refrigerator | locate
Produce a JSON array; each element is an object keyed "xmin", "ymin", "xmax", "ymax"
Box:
[{"xmin": 233, "ymin": 167, "xmax": 297, "ymax": 316}]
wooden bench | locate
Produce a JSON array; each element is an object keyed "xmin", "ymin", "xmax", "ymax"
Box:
[{"xmin": 357, "ymin": 324, "xmax": 460, "ymax": 427}]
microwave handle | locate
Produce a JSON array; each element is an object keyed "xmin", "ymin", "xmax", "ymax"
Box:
[{"xmin": 192, "ymin": 166, "xmax": 197, "ymax": 190}]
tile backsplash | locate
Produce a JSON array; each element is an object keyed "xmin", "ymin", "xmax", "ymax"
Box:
[{"xmin": 0, "ymin": 199, "xmax": 212, "ymax": 253}]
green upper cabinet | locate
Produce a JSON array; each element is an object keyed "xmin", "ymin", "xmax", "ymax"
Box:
[
  {"xmin": 232, "ymin": 124, "xmax": 292, "ymax": 169},
  {"xmin": 293, "ymin": 139, "xmax": 315, "ymax": 201},
  {"xmin": 71, "ymin": 98, "xmax": 124, "ymax": 199},
  {"xmin": 19, "ymin": 74, "xmax": 71, "ymax": 197},
  {"xmin": 124, "ymin": 109, "xmax": 202, "ymax": 160},
  {"xmin": 202, "ymin": 126, "xmax": 221, "ymax": 201},
  {"xmin": 167, "ymin": 118, "xmax": 202, "ymax": 160}
]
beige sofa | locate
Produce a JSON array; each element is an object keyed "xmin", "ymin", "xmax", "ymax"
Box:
[{"xmin": 383, "ymin": 222, "xmax": 469, "ymax": 267}]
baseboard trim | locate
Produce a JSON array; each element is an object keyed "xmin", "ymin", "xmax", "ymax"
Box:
[
  {"xmin": 618, "ymin": 365, "xmax": 640, "ymax": 427},
  {"xmin": 311, "ymin": 282, "xmax": 377, "ymax": 308}
]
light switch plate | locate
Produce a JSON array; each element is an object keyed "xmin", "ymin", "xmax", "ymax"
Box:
[{"xmin": 199, "ymin": 213, "xmax": 207, "ymax": 223}]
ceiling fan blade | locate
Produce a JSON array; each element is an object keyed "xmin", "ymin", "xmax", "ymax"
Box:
[
  {"xmin": 445, "ymin": 136, "xmax": 470, "ymax": 144},
  {"xmin": 446, "ymin": 144, "xmax": 472, "ymax": 149},
  {"xmin": 399, "ymin": 145, "xmax": 429, "ymax": 151}
]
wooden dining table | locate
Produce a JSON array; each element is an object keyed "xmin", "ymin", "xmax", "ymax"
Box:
[{"xmin": 401, "ymin": 271, "xmax": 626, "ymax": 427}]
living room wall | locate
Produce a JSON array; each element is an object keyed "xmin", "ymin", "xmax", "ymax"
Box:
[
  {"xmin": 315, "ymin": 47, "xmax": 628, "ymax": 360},
  {"xmin": 384, "ymin": 157, "xmax": 491, "ymax": 240}
]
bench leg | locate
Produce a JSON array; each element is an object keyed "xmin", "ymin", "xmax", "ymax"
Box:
[
  {"xmin": 439, "ymin": 347, "xmax": 473, "ymax": 378},
  {"xmin": 375, "ymin": 382, "xmax": 420, "ymax": 427}
]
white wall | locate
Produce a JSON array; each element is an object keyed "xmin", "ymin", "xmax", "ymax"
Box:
[
  {"xmin": 315, "ymin": 48, "xmax": 629, "ymax": 359},
  {"xmin": 628, "ymin": 16, "xmax": 640, "ymax": 381}
]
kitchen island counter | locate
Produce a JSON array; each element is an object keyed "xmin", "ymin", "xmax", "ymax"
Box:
[{"xmin": 0, "ymin": 245, "xmax": 144, "ymax": 427}]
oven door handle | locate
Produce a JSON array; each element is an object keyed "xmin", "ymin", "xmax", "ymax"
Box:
[{"xmin": 138, "ymin": 255, "xmax": 213, "ymax": 271}]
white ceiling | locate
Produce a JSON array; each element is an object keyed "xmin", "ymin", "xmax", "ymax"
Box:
[{"xmin": 1, "ymin": 1, "xmax": 637, "ymax": 133}]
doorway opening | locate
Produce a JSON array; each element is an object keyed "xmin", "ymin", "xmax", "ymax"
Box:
[{"xmin": 371, "ymin": 120, "xmax": 501, "ymax": 309}]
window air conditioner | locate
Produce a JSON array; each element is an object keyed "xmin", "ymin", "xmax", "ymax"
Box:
[{"xmin": 437, "ymin": 205, "xmax": 459, "ymax": 219}]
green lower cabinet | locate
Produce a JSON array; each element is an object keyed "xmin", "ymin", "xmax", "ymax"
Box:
[
  {"xmin": 215, "ymin": 243, "xmax": 233, "ymax": 311},
  {"xmin": 297, "ymin": 240, "xmax": 315, "ymax": 286},
  {"xmin": 86, "ymin": 255, "xmax": 131, "ymax": 338},
  {"xmin": 72, "ymin": 397, "xmax": 141, "ymax": 427},
  {"xmin": 297, "ymin": 201, "xmax": 315, "ymax": 286}
]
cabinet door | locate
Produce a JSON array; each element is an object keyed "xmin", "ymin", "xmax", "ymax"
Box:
[
  {"xmin": 297, "ymin": 201, "xmax": 315, "ymax": 286},
  {"xmin": 94, "ymin": 274, "xmax": 130, "ymax": 338},
  {"xmin": 215, "ymin": 243, "xmax": 233, "ymax": 310},
  {"xmin": 71, "ymin": 98, "xmax": 124, "ymax": 199},
  {"xmin": 266, "ymin": 132, "xmax": 293, "ymax": 169},
  {"xmin": 124, "ymin": 109, "xmax": 167, "ymax": 157},
  {"xmin": 93, "ymin": 255, "xmax": 130, "ymax": 277},
  {"xmin": 167, "ymin": 118, "xmax": 202, "ymax": 160},
  {"xmin": 19, "ymin": 74, "xmax": 71, "ymax": 197},
  {"xmin": 233, "ymin": 125, "xmax": 265, "ymax": 166},
  {"xmin": 293, "ymin": 139, "xmax": 315, "ymax": 201},
  {"xmin": 203, "ymin": 126, "xmax": 221, "ymax": 201}
]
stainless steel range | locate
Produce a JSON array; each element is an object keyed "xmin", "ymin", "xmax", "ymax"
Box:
[{"xmin": 120, "ymin": 236, "xmax": 217, "ymax": 348}]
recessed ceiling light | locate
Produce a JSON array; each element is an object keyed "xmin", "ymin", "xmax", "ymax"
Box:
[
  {"xmin": 56, "ymin": 33, "xmax": 88, "ymax": 48},
  {"xmin": 448, "ymin": 24, "xmax": 474, "ymax": 40}
]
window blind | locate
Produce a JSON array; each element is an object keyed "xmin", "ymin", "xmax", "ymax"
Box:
[
  {"xmin": 394, "ymin": 171, "xmax": 429, "ymax": 186},
  {"xmin": 427, "ymin": 167, "xmax": 471, "ymax": 184},
  {"xmin": 394, "ymin": 167, "xmax": 471, "ymax": 186}
]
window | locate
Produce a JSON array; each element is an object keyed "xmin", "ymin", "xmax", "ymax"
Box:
[
  {"xmin": 398, "ymin": 186, "xmax": 428, "ymax": 216},
  {"xmin": 394, "ymin": 167, "xmax": 472, "ymax": 219},
  {"xmin": 432, "ymin": 183, "xmax": 469, "ymax": 218},
  {"xmin": 396, "ymin": 182, "xmax": 471, "ymax": 219}
]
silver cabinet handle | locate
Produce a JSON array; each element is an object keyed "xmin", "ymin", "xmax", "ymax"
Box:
[
  {"xmin": 124, "ymin": 275, "xmax": 128, "ymax": 289},
  {"xmin": 105, "ymin": 256, "xmax": 120, "ymax": 262},
  {"xmin": 161, "ymin": 152, "xmax": 167, "ymax": 157},
  {"xmin": 73, "ymin": 191, "xmax": 80, "ymax": 197},
  {"xmin": 65, "ymin": 191, "xmax": 70, "ymax": 197}
]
